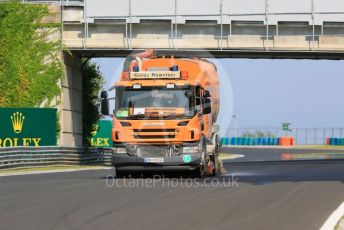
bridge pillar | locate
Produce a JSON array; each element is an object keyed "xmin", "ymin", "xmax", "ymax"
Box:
[{"xmin": 58, "ymin": 51, "xmax": 83, "ymax": 147}]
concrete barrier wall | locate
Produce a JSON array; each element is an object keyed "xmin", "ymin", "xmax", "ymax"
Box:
[
  {"xmin": 221, "ymin": 137, "xmax": 280, "ymax": 146},
  {"xmin": 328, "ymin": 138, "xmax": 344, "ymax": 146}
]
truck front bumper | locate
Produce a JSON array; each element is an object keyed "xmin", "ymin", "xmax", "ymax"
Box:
[{"xmin": 112, "ymin": 153, "xmax": 202, "ymax": 172}]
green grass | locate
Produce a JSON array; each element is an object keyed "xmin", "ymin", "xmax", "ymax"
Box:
[
  {"xmin": 335, "ymin": 216, "xmax": 344, "ymax": 230},
  {"xmin": 0, "ymin": 165, "xmax": 109, "ymax": 175}
]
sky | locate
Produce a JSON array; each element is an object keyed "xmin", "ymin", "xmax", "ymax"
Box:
[{"xmin": 93, "ymin": 58, "xmax": 344, "ymax": 134}]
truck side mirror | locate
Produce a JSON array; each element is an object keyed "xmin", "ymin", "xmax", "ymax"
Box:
[
  {"xmin": 100, "ymin": 91, "xmax": 109, "ymax": 115},
  {"xmin": 203, "ymin": 98, "xmax": 211, "ymax": 114},
  {"xmin": 203, "ymin": 90, "xmax": 211, "ymax": 98}
]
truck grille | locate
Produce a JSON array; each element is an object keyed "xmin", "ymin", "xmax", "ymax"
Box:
[
  {"xmin": 134, "ymin": 134, "xmax": 175, "ymax": 139},
  {"xmin": 133, "ymin": 129, "xmax": 175, "ymax": 132},
  {"xmin": 133, "ymin": 129, "xmax": 176, "ymax": 140}
]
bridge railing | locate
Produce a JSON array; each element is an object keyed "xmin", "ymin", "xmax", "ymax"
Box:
[{"xmin": 0, "ymin": 146, "xmax": 112, "ymax": 171}]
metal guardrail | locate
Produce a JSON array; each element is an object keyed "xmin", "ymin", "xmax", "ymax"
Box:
[{"xmin": 0, "ymin": 146, "xmax": 112, "ymax": 170}]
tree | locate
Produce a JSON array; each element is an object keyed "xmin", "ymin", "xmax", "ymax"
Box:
[{"xmin": 82, "ymin": 60, "xmax": 104, "ymax": 146}]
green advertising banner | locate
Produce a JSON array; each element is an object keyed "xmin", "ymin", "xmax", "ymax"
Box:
[
  {"xmin": 90, "ymin": 119, "xmax": 113, "ymax": 147},
  {"xmin": 282, "ymin": 122, "xmax": 291, "ymax": 131},
  {"xmin": 0, "ymin": 108, "xmax": 57, "ymax": 147}
]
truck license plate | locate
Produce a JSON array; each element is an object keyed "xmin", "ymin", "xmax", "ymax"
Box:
[{"xmin": 144, "ymin": 158, "xmax": 164, "ymax": 163}]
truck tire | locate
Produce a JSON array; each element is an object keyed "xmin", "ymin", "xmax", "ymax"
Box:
[
  {"xmin": 115, "ymin": 170, "xmax": 123, "ymax": 178},
  {"xmin": 210, "ymin": 153, "xmax": 218, "ymax": 176},
  {"xmin": 191, "ymin": 141, "xmax": 207, "ymax": 178},
  {"xmin": 208, "ymin": 135, "xmax": 219, "ymax": 176},
  {"xmin": 115, "ymin": 170, "xmax": 129, "ymax": 178}
]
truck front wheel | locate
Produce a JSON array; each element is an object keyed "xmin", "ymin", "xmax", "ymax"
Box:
[
  {"xmin": 209, "ymin": 154, "xmax": 218, "ymax": 176},
  {"xmin": 115, "ymin": 170, "xmax": 126, "ymax": 178},
  {"xmin": 191, "ymin": 142, "xmax": 207, "ymax": 178},
  {"xmin": 210, "ymin": 136, "xmax": 220, "ymax": 176}
]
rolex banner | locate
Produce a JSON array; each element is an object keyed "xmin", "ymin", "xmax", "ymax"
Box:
[
  {"xmin": 90, "ymin": 119, "xmax": 113, "ymax": 147},
  {"xmin": 0, "ymin": 108, "xmax": 57, "ymax": 147}
]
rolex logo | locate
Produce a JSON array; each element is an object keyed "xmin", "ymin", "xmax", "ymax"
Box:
[{"xmin": 11, "ymin": 112, "xmax": 25, "ymax": 134}]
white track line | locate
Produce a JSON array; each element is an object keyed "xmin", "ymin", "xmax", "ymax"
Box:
[
  {"xmin": 320, "ymin": 201, "xmax": 344, "ymax": 230},
  {"xmin": 219, "ymin": 154, "xmax": 244, "ymax": 160}
]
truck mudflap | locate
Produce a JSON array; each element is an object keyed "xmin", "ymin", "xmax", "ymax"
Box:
[{"xmin": 112, "ymin": 153, "xmax": 202, "ymax": 172}]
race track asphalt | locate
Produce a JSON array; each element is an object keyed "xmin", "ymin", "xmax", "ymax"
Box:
[{"xmin": 0, "ymin": 147, "xmax": 344, "ymax": 230}]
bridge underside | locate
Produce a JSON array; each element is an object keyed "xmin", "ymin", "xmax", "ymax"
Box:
[{"xmin": 74, "ymin": 49, "xmax": 344, "ymax": 59}]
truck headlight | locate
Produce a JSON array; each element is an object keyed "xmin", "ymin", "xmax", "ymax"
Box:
[
  {"xmin": 113, "ymin": 147, "xmax": 127, "ymax": 154},
  {"xmin": 182, "ymin": 146, "xmax": 200, "ymax": 154}
]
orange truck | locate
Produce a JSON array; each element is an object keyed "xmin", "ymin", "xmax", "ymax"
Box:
[{"xmin": 100, "ymin": 50, "xmax": 220, "ymax": 177}]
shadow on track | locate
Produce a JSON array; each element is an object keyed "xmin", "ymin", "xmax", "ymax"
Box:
[
  {"xmin": 98, "ymin": 160, "xmax": 344, "ymax": 186},
  {"xmin": 223, "ymin": 160, "xmax": 344, "ymax": 185}
]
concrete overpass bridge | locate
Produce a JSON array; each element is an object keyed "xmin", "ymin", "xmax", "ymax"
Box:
[
  {"xmin": 23, "ymin": 0, "xmax": 344, "ymax": 146},
  {"xmin": 38, "ymin": 0, "xmax": 344, "ymax": 58}
]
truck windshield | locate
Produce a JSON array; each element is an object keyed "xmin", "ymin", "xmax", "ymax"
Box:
[{"xmin": 115, "ymin": 88, "xmax": 194, "ymax": 119}]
